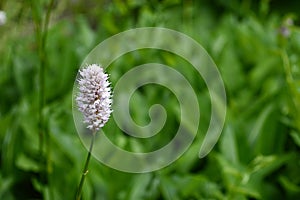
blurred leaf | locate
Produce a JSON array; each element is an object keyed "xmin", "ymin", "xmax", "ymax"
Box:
[
  {"xmin": 219, "ymin": 124, "xmax": 239, "ymax": 164},
  {"xmin": 247, "ymin": 104, "xmax": 274, "ymax": 147},
  {"xmin": 127, "ymin": 174, "xmax": 152, "ymax": 200},
  {"xmin": 160, "ymin": 175, "xmax": 180, "ymax": 200},
  {"xmin": 0, "ymin": 175, "xmax": 14, "ymax": 200},
  {"xmin": 15, "ymin": 154, "xmax": 39, "ymax": 172},
  {"xmin": 290, "ymin": 130, "xmax": 300, "ymax": 147}
]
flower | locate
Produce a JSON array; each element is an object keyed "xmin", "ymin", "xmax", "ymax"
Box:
[
  {"xmin": 76, "ymin": 64, "xmax": 113, "ymax": 131},
  {"xmin": 0, "ymin": 11, "xmax": 6, "ymax": 26},
  {"xmin": 278, "ymin": 17, "xmax": 294, "ymax": 38}
]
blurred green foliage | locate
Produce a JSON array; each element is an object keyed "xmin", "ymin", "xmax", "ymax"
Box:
[{"xmin": 0, "ymin": 0, "xmax": 300, "ymax": 199}]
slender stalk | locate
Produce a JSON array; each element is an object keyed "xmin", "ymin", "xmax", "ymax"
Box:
[
  {"xmin": 281, "ymin": 49, "xmax": 300, "ymax": 123},
  {"xmin": 31, "ymin": 0, "xmax": 44, "ymax": 162},
  {"xmin": 31, "ymin": 0, "xmax": 54, "ymax": 155},
  {"xmin": 76, "ymin": 132, "xmax": 96, "ymax": 200},
  {"xmin": 31, "ymin": 0, "xmax": 54, "ymax": 198},
  {"xmin": 42, "ymin": 0, "xmax": 55, "ymax": 197}
]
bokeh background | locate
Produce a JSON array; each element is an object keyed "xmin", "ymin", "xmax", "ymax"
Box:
[{"xmin": 1, "ymin": 0, "xmax": 300, "ymax": 199}]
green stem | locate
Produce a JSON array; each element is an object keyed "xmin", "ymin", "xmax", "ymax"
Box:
[
  {"xmin": 42, "ymin": 0, "xmax": 54, "ymax": 196},
  {"xmin": 31, "ymin": 0, "xmax": 44, "ymax": 161},
  {"xmin": 31, "ymin": 0, "xmax": 54, "ymax": 198},
  {"xmin": 281, "ymin": 50, "xmax": 298, "ymax": 106},
  {"xmin": 76, "ymin": 132, "xmax": 96, "ymax": 200}
]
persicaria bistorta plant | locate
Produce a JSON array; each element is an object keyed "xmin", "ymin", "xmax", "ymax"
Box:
[{"xmin": 75, "ymin": 64, "xmax": 113, "ymax": 200}]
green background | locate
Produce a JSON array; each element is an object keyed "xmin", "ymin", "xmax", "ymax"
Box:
[{"xmin": 0, "ymin": 0, "xmax": 300, "ymax": 199}]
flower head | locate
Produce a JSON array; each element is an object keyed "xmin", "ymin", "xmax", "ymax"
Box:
[
  {"xmin": 76, "ymin": 64, "xmax": 113, "ymax": 131},
  {"xmin": 0, "ymin": 11, "xmax": 6, "ymax": 26}
]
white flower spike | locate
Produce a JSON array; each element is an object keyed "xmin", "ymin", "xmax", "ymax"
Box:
[
  {"xmin": 0, "ymin": 11, "xmax": 6, "ymax": 26},
  {"xmin": 76, "ymin": 64, "xmax": 113, "ymax": 131}
]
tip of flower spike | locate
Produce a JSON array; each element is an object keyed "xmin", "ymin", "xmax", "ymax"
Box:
[{"xmin": 76, "ymin": 64, "xmax": 113, "ymax": 131}]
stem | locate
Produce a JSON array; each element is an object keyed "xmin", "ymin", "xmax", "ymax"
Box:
[
  {"xmin": 31, "ymin": 0, "xmax": 54, "ymax": 198},
  {"xmin": 31, "ymin": 0, "xmax": 54, "ymax": 155},
  {"xmin": 277, "ymin": 21, "xmax": 300, "ymax": 128},
  {"xmin": 31, "ymin": 0, "xmax": 44, "ymax": 161},
  {"xmin": 76, "ymin": 132, "xmax": 96, "ymax": 200},
  {"xmin": 42, "ymin": 1, "xmax": 54, "ymax": 198},
  {"xmin": 281, "ymin": 49, "xmax": 300, "ymax": 126}
]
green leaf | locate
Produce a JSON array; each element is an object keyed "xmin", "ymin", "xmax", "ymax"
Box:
[{"xmin": 16, "ymin": 154, "xmax": 40, "ymax": 172}]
